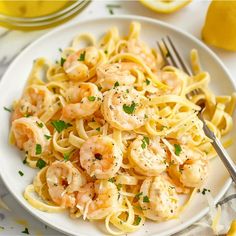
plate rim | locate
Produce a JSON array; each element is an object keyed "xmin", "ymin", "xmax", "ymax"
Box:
[{"xmin": 0, "ymin": 15, "xmax": 234, "ymax": 236}]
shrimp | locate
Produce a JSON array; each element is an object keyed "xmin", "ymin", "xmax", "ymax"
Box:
[
  {"xmin": 76, "ymin": 180, "xmax": 119, "ymax": 220},
  {"xmin": 126, "ymin": 39, "xmax": 157, "ymax": 71},
  {"xmin": 156, "ymin": 71, "xmax": 182, "ymax": 95},
  {"xmin": 46, "ymin": 161, "xmax": 86, "ymax": 208},
  {"xmin": 139, "ymin": 175, "xmax": 179, "ymax": 221},
  {"xmin": 96, "ymin": 63, "xmax": 138, "ymax": 90},
  {"xmin": 129, "ymin": 136, "xmax": 167, "ymax": 176},
  {"xmin": 168, "ymin": 145, "xmax": 208, "ymax": 188},
  {"xmin": 63, "ymin": 46, "xmax": 99, "ymax": 81},
  {"xmin": 102, "ymin": 86, "xmax": 147, "ymax": 130},
  {"xmin": 11, "ymin": 117, "xmax": 50, "ymax": 157},
  {"xmin": 80, "ymin": 135, "xmax": 122, "ymax": 179},
  {"xmin": 62, "ymin": 82, "xmax": 102, "ymax": 120},
  {"xmin": 12, "ymin": 85, "xmax": 53, "ymax": 121}
]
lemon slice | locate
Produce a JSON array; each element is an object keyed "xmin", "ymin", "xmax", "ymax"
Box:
[
  {"xmin": 202, "ymin": 1, "xmax": 236, "ymax": 51},
  {"xmin": 139, "ymin": 0, "xmax": 192, "ymax": 13}
]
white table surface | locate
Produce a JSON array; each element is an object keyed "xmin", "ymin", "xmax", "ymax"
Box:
[{"xmin": 0, "ymin": 1, "xmax": 235, "ymax": 235}]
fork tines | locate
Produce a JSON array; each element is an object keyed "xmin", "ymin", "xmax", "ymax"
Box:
[{"xmin": 157, "ymin": 36, "xmax": 192, "ymax": 76}]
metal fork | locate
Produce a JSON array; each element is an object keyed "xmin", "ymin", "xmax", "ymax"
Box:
[{"xmin": 157, "ymin": 36, "xmax": 236, "ymax": 183}]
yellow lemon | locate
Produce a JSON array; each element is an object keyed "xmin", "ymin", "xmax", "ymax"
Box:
[
  {"xmin": 227, "ymin": 220, "xmax": 236, "ymax": 236},
  {"xmin": 202, "ymin": 1, "xmax": 236, "ymax": 51},
  {"xmin": 139, "ymin": 0, "xmax": 191, "ymax": 14}
]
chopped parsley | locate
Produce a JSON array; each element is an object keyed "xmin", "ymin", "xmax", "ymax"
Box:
[
  {"xmin": 3, "ymin": 106, "xmax": 12, "ymax": 112},
  {"xmin": 21, "ymin": 227, "xmax": 29, "ymax": 234},
  {"xmin": 63, "ymin": 153, "xmax": 70, "ymax": 161},
  {"xmin": 78, "ymin": 51, "xmax": 86, "ymax": 61},
  {"xmin": 58, "ymin": 48, "xmax": 62, "ymax": 52},
  {"xmin": 36, "ymin": 121, "xmax": 43, "ymax": 128},
  {"xmin": 24, "ymin": 113, "xmax": 31, "ymax": 117},
  {"xmin": 0, "ymin": 226, "xmax": 4, "ymax": 230},
  {"xmin": 104, "ymin": 50, "xmax": 108, "ymax": 54},
  {"xmin": 98, "ymin": 86, "xmax": 102, "ymax": 91},
  {"xmin": 123, "ymin": 102, "xmax": 136, "ymax": 114},
  {"xmin": 134, "ymin": 216, "xmax": 142, "ymax": 225},
  {"xmin": 174, "ymin": 144, "xmax": 182, "ymax": 156},
  {"xmin": 44, "ymin": 134, "xmax": 51, "ymax": 140},
  {"xmin": 35, "ymin": 144, "xmax": 42, "ymax": 155},
  {"xmin": 23, "ymin": 158, "xmax": 27, "ymax": 164},
  {"xmin": 144, "ymin": 114, "xmax": 148, "ymax": 119},
  {"xmin": 143, "ymin": 196, "xmax": 150, "ymax": 203},
  {"xmin": 134, "ymin": 192, "xmax": 143, "ymax": 200},
  {"xmin": 88, "ymin": 96, "xmax": 96, "ymax": 101},
  {"xmin": 145, "ymin": 79, "xmax": 150, "ymax": 85},
  {"xmin": 141, "ymin": 136, "xmax": 149, "ymax": 149},
  {"xmin": 106, "ymin": 4, "xmax": 121, "ymax": 15},
  {"xmin": 60, "ymin": 57, "xmax": 66, "ymax": 66},
  {"xmin": 18, "ymin": 170, "xmax": 24, "ymax": 176},
  {"xmin": 51, "ymin": 120, "xmax": 72, "ymax": 133},
  {"xmin": 36, "ymin": 159, "xmax": 46, "ymax": 169},
  {"xmin": 96, "ymin": 127, "xmax": 100, "ymax": 132},
  {"xmin": 108, "ymin": 177, "xmax": 115, "ymax": 183},
  {"xmin": 117, "ymin": 183, "xmax": 122, "ymax": 191},
  {"xmin": 114, "ymin": 81, "xmax": 119, "ymax": 88}
]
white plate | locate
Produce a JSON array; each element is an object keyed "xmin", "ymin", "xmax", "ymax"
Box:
[{"xmin": 0, "ymin": 15, "xmax": 235, "ymax": 236}]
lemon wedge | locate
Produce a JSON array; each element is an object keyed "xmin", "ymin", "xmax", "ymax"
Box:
[
  {"xmin": 139, "ymin": 0, "xmax": 192, "ymax": 14},
  {"xmin": 202, "ymin": 1, "xmax": 236, "ymax": 51}
]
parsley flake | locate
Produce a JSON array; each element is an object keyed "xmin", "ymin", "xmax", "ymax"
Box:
[
  {"xmin": 63, "ymin": 153, "xmax": 70, "ymax": 161},
  {"xmin": 123, "ymin": 102, "xmax": 136, "ymax": 114},
  {"xmin": 174, "ymin": 144, "xmax": 182, "ymax": 156},
  {"xmin": 143, "ymin": 196, "xmax": 150, "ymax": 203},
  {"xmin": 108, "ymin": 177, "xmax": 115, "ymax": 183},
  {"xmin": 21, "ymin": 227, "xmax": 29, "ymax": 234},
  {"xmin": 60, "ymin": 57, "xmax": 66, "ymax": 66},
  {"xmin": 104, "ymin": 50, "xmax": 108, "ymax": 54},
  {"xmin": 114, "ymin": 81, "xmax": 119, "ymax": 88},
  {"xmin": 117, "ymin": 183, "xmax": 122, "ymax": 191},
  {"xmin": 36, "ymin": 121, "xmax": 43, "ymax": 128},
  {"xmin": 44, "ymin": 134, "xmax": 51, "ymax": 140},
  {"xmin": 145, "ymin": 79, "xmax": 150, "ymax": 85},
  {"xmin": 18, "ymin": 170, "xmax": 24, "ymax": 176},
  {"xmin": 3, "ymin": 106, "xmax": 12, "ymax": 112},
  {"xmin": 141, "ymin": 136, "xmax": 149, "ymax": 149},
  {"xmin": 78, "ymin": 51, "xmax": 86, "ymax": 61},
  {"xmin": 96, "ymin": 127, "xmax": 100, "ymax": 132},
  {"xmin": 134, "ymin": 216, "xmax": 142, "ymax": 225},
  {"xmin": 36, "ymin": 159, "xmax": 46, "ymax": 169},
  {"xmin": 88, "ymin": 96, "xmax": 96, "ymax": 101},
  {"xmin": 51, "ymin": 120, "xmax": 72, "ymax": 133},
  {"xmin": 35, "ymin": 144, "xmax": 42, "ymax": 155}
]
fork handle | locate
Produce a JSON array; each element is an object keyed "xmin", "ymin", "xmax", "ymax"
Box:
[{"xmin": 211, "ymin": 137, "xmax": 236, "ymax": 183}]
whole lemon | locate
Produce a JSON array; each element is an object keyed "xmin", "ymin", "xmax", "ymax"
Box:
[{"xmin": 202, "ymin": 0, "xmax": 236, "ymax": 51}]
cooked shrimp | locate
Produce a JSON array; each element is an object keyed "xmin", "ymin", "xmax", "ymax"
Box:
[
  {"xmin": 139, "ymin": 175, "xmax": 179, "ymax": 221},
  {"xmin": 12, "ymin": 85, "xmax": 53, "ymax": 121},
  {"xmin": 102, "ymin": 86, "xmax": 147, "ymax": 130},
  {"xmin": 156, "ymin": 71, "xmax": 182, "ymax": 95},
  {"xmin": 76, "ymin": 180, "xmax": 119, "ymax": 220},
  {"xmin": 129, "ymin": 136, "xmax": 167, "ymax": 176},
  {"xmin": 63, "ymin": 46, "xmax": 99, "ymax": 81},
  {"xmin": 46, "ymin": 161, "xmax": 86, "ymax": 208},
  {"xmin": 168, "ymin": 145, "xmax": 208, "ymax": 188},
  {"xmin": 80, "ymin": 135, "xmax": 122, "ymax": 179},
  {"xmin": 11, "ymin": 117, "xmax": 50, "ymax": 157},
  {"xmin": 96, "ymin": 63, "xmax": 138, "ymax": 90},
  {"xmin": 62, "ymin": 82, "xmax": 102, "ymax": 120},
  {"xmin": 126, "ymin": 39, "xmax": 157, "ymax": 71}
]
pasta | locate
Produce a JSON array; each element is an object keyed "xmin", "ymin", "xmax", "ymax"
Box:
[{"xmin": 10, "ymin": 22, "xmax": 235, "ymax": 234}]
